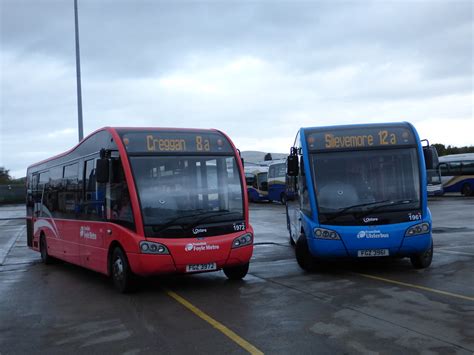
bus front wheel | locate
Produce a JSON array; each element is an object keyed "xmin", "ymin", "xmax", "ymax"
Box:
[
  {"xmin": 40, "ymin": 234, "xmax": 54, "ymax": 265},
  {"xmin": 461, "ymin": 183, "xmax": 473, "ymax": 196},
  {"xmin": 111, "ymin": 247, "xmax": 136, "ymax": 293},
  {"xmin": 223, "ymin": 262, "xmax": 249, "ymax": 280},
  {"xmin": 410, "ymin": 243, "xmax": 433, "ymax": 269},
  {"xmin": 295, "ymin": 235, "xmax": 318, "ymax": 272}
]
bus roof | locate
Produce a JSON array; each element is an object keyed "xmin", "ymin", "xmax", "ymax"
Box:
[
  {"xmin": 27, "ymin": 126, "xmax": 225, "ymax": 170},
  {"xmin": 438, "ymin": 153, "xmax": 474, "ymax": 162}
]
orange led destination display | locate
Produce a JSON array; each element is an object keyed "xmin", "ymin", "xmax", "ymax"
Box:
[
  {"xmin": 305, "ymin": 126, "xmax": 416, "ymax": 150},
  {"xmin": 119, "ymin": 131, "xmax": 233, "ymax": 153}
]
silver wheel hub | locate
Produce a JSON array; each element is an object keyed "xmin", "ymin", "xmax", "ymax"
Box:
[{"xmin": 113, "ymin": 258, "xmax": 124, "ymax": 281}]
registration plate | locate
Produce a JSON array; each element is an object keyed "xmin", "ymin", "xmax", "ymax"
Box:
[
  {"xmin": 186, "ymin": 262, "xmax": 217, "ymax": 272},
  {"xmin": 357, "ymin": 249, "xmax": 389, "ymax": 257}
]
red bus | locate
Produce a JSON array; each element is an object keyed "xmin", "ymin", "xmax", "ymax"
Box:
[{"xmin": 26, "ymin": 127, "xmax": 253, "ymax": 292}]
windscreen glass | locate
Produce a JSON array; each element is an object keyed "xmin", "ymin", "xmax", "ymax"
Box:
[
  {"xmin": 311, "ymin": 148, "xmax": 421, "ymax": 218},
  {"xmin": 130, "ymin": 156, "xmax": 243, "ymax": 231}
]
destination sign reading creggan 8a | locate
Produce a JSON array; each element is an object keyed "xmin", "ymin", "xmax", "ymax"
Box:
[
  {"xmin": 119, "ymin": 130, "xmax": 233, "ymax": 153},
  {"xmin": 305, "ymin": 126, "xmax": 416, "ymax": 150}
]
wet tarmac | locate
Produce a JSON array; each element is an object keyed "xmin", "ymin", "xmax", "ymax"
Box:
[{"xmin": 0, "ymin": 197, "xmax": 473, "ymax": 354}]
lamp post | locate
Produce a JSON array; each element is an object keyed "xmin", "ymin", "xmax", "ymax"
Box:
[{"xmin": 74, "ymin": 0, "xmax": 84, "ymax": 142}]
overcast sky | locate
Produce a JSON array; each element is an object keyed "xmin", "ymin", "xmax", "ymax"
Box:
[{"xmin": 1, "ymin": 0, "xmax": 473, "ymax": 178}]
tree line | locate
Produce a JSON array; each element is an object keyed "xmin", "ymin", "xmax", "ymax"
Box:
[
  {"xmin": 432, "ymin": 144, "xmax": 474, "ymax": 157},
  {"xmin": 0, "ymin": 167, "xmax": 25, "ymax": 185}
]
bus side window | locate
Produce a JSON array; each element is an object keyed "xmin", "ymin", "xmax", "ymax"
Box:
[
  {"xmin": 462, "ymin": 161, "xmax": 474, "ymax": 174},
  {"xmin": 448, "ymin": 162, "xmax": 462, "ymax": 176},
  {"xmin": 268, "ymin": 166, "xmax": 275, "ymax": 179},
  {"xmin": 44, "ymin": 166, "xmax": 62, "ymax": 215},
  {"xmin": 60, "ymin": 162, "xmax": 80, "ymax": 218}
]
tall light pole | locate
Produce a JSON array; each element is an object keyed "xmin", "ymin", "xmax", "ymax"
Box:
[{"xmin": 74, "ymin": 0, "xmax": 84, "ymax": 142}]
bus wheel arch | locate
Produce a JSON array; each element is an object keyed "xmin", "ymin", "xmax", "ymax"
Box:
[{"xmin": 108, "ymin": 242, "xmax": 136, "ymax": 293}]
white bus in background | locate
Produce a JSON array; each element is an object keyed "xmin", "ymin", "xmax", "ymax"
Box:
[
  {"xmin": 244, "ymin": 166, "xmax": 269, "ymax": 202},
  {"xmin": 438, "ymin": 153, "xmax": 474, "ymax": 196},
  {"xmin": 267, "ymin": 160, "xmax": 288, "ymax": 203}
]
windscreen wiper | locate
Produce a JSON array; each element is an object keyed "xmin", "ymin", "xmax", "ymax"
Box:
[
  {"xmin": 150, "ymin": 210, "xmax": 209, "ymax": 233},
  {"xmin": 358, "ymin": 199, "xmax": 415, "ymax": 218},
  {"xmin": 324, "ymin": 200, "xmax": 390, "ymax": 222}
]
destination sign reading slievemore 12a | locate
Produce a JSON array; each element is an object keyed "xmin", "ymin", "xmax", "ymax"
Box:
[
  {"xmin": 119, "ymin": 131, "xmax": 233, "ymax": 153},
  {"xmin": 305, "ymin": 126, "xmax": 416, "ymax": 151}
]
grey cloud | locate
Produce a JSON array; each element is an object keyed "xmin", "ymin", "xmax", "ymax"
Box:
[
  {"xmin": 1, "ymin": 0, "xmax": 473, "ymax": 177},
  {"xmin": 3, "ymin": 1, "xmax": 471, "ymax": 79}
]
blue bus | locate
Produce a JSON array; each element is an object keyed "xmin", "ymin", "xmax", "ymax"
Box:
[
  {"xmin": 267, "ymin": 160, "xmax": 288, "ymax": 203},
  {"xmin": 286, "ymin": 122, "xmax": 434, "ymax": 270}
]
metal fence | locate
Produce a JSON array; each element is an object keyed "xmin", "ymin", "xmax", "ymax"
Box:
[{"xmin": 0, "ymin": 185, "xmax": 25, "ymax": 204}]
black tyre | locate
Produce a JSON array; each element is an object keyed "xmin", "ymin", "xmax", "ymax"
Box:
[
  {"xmin": 111, "ymin": 247, "xmax": 136, "ymax": 293},
  {"xmin": 461, "ymin": 183, "xmax": 473, "ymax": 196},
  {"xmin": 280, "ymin": 193, "xmax": 287, "ymax": 205},
  {"xmin": 40, "ymin": 234, "xmax": 54, "ymax": 265},
  {"xmin": 223, "ymin": 262, "xmax": 249, "ymax": 280},
  {"xmin": 295, "ymin": 235, "xmax": 318, "ymax": 272},
  {"xmin": 410, "ymin": 243, "xmax": 433, "ymax": 269}
]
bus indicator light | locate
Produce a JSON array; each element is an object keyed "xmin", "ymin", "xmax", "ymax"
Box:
[
  {"xmin": 140, "ymin": 241, "xmax": 169, "ymax": 254},
  {"xmin": 405, "ymin": 223, "xmax": 430, "ymax": 237},
  {"xmin": 232, "ymin": 233, "xmax": 253, "ymax": 248},
  {"xmin": 314, "ymin": 228, "xmax": 340, "ymax": 240}
]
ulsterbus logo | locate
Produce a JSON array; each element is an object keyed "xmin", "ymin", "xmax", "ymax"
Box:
[{"xmin": 357, "ymin": 230, "xmax": 389, "ymax": 239}]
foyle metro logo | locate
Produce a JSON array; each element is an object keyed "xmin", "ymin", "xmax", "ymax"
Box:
[
  {"xmin": 79, "ymin": 226, "xmax": 97, "ymax": 240},
  {"xmin": 184, "ymin": 242, "xmax": 219, "ymax": 252}
]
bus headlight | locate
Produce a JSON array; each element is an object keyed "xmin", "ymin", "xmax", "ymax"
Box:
[
  {"xmin": 140, "ymin": 241, "xmax": 169, "ymax": 254},
  {"xmin": 405, "ymin": 222, "xmax": 430, "ymax": 237},
  {"xmin": 232, "ymin": 233, "xmax": 253, "ymax": 248},
  {"xmin": 314, "ymin": 228, "xmax": 340, "ymax": 240}
]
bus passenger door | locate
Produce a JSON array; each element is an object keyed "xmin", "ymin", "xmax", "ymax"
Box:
[{"xmin": 79, "ymin": 158, "xmax": 106, "ymax": 272}]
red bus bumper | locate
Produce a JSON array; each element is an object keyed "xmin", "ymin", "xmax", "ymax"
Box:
[{"xmin": 127, "ymin": 244, "xmax": 253, "ymax": 277}]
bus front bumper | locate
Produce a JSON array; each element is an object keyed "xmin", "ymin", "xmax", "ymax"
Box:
[
  {"xmin": 307, "ymin": 233, "xmax": 432, "ymax": 259},
  {"xmin": 127, "ymin": 244, "xmax": 253, "ymax": 276}
]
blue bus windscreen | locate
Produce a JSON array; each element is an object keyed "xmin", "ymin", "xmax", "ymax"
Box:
[{"xmin": 311, "ymin": 148, "xmax": 421, "ymax": 225}]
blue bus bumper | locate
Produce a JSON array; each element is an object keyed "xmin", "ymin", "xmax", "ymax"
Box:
[{"xmin": 306, "ymin": 222, "xmax": 432, "ymax": 259}]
